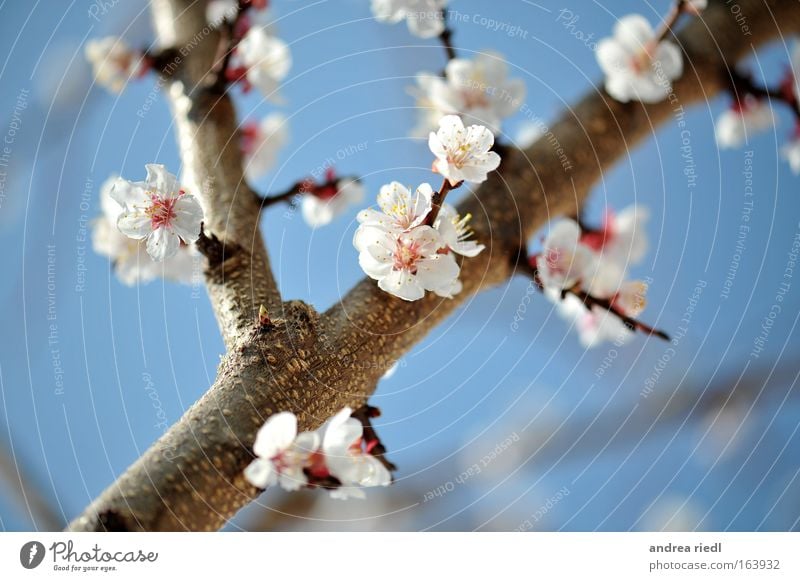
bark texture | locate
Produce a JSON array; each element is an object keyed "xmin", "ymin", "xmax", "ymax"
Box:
[{"xmin": 68, "ymin": 0, "xmax": 800, "ymax": 531}]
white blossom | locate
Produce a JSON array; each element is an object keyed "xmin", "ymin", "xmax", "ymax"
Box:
[
  {"xmin": 92, "ymin": 176, "xmax": 199, "ymax": 286},
  {"xmin": 85, "ymin": 36, "xmax": 145, "ymax": 93},
  {"xmin": 111, "ymin": 164, "xmax": 204, "ymax": 261},
  {"xmin": 429, "ymin": 115, "xmax": 501, "ymax": 185},
  {"xmin": 320, "ymin": 408, "xmax": 392, "ymax": 500},
  {"xmin": 410, "ymin": 52, "xmax": 525, "ymax": 135},
  {"xmin": 536, "ymin": 219, "xmax": 596, "ymax": 292},
  {"xmin": 714, "ymin": 97, "xmax": 775, "ymax": 149},
  {"xmin": 781, "ymin": 136, "xmax": 800, "ymax": 174},
  {"xmin": 242, "ymin": 113, "xmax": 288, "ymax": 181},
  {"xmin": 595, "ymin": 14, "xmax": 683, "ymax": 103},
  {"xmin": 549, "ymin": 280, "xmax": 648, "ymax": 347},
  {"xmin": 301, "ymin": 177, "xmax": 365, "ymax": 227},
  {"xmin": 371, "ymin": 0, "xmax": 447, "ymax": 38},
  {"xmin": 206, "ymin": 0, "xmax": 239, "ymax": 25},
  {"xmin": 434, "ymin": 203, "xmax": 484, "ymax": 257},
  {"xmin": 236, "ymin": 26, "xmax": 291, "ymax": 100},
  {"xmin": 355, "ymin": 224, "xmax": 460, "ymax": 301},
  {"xmin": 580, "ymin": 205, "xmax": 649, "ymax": 269},
  {"xmin": 244, "ymin": 413, "xmax": 320, "ymax": 491},
  {"xmin": 355, "ymin": 181, "xmax": 433, "ymax": 234}
]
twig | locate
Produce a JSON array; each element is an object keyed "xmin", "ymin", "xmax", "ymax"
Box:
[
  {"xmin": 351, "ymin": 405, "xmax": 397, "ymax": 474},
  {"xmin": 438, "ymin": 9, "xmax": 457, "ymax": 63},
  {"xmin": 518, "ymin": 255, "xmax": 670, "ymax": 341},
  {"xmin": 727, "ymin": 67, "xmax": 800, "ymax": 123},
  {"xmin": 424, "ymin": 177, "xmax": 461, "ymax": 227}
]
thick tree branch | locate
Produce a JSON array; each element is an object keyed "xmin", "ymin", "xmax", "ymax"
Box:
[
  {"xmin": 68, "ymin": 0, "xmax": 800, "ymax": 531},
  {"xmin": 150, "ymin": 0, "xmax": 282, "ymax": 349}
]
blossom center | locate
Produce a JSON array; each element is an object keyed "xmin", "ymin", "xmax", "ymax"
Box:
[
  {"xmin": 146, "ymin": 192, "xmax": 180, "ymax": 230},
  {"xmin": 393, "ymin": 238, "xmax": 423, "ymax": 272}
]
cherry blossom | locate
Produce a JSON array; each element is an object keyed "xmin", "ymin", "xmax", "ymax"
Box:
[
  {"xmin": 410, "ymin": 52, "xmax": 526, "ymax": 135},
  {"xmin": 595, "ymin": 14, "xmax": 683, "ymax": 103},
  {"xmin": 580, "ymin": 205, "xmax": 649, "ymax": 268},
  {"xmin": 92, "ymin": 176, "xmax": 199, "ymax": 285},
  {"xmin": 715, "ymin": 96, "xmax": 775, "ymax": 149},
  {"xmin": 355, "ymin": 224, "xmax": 460, "ymax": 301},
  {"xmin": 85, "ymin": 36, "xmax": 147, "ymax": 93},
  {"xmin": 371, "ymin": 0, "xmax": 447, "ymax": 39},
  {"xmin": 319, "ymin": 408, "xmax": 392, "ymax": 500},
  {"xmin": 111, "ymin": 164, "xmax": 204, "ymax": 261},
  {"xmin": 244, "ymin": 412, "xmax": 319, "ymax": 491},
  {"xmin": 241, "ymin": 113, "xmax": 288, "ymax": 181},
  {"xmin": 206, "ymin": 0, "xmax": 239, "ymax": 25},
  {"xmin": 233, "ymin": 26, "xmax": 291, "ymax": 100},
  {"xmin": 535, "ymin": 220, "xmax": 596, "ymax": 292},
  {"xmin": 434, "ymin": 204, "xmax": 484, "ymax": 257},
  {"xmin": 301, "ymin": 175, "xmax": 365, "ymax": 227},
  {"xmin": 355, "ymin": 181, "xmax": 433, "ymax": 234},
  {"xmin": 244, "ymin": 407, "xmax": 393, "ymax": 497},
  {"xmin": 429, "ymin": 115, "xmax": 501, "ymax": 185}
]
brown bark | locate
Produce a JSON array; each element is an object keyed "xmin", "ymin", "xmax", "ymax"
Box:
[{"xmin": 68, "ymin": 0, "xmax": 800, "ymax": 531}]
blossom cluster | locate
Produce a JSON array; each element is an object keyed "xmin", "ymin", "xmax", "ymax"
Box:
[
  {"xmin": 370, "ymin": 0, "xmax": 448, "ymax": 38},
  {"xmin": 353, "ymin": 115, "xmax": 499, "ymax": 301},
  {"xmin": 410, "ymin": 53, "xmax": 525, "ymax": 136},
  {"xmin": 713, "ymin": 44, "xmax": 800, "ymax": 176},
  {"xmin": 92, "ymin": 174, "xmax": 200, "ymax": 285},
  {"xmin": 533, "ymin": 206, "xmax": 651, "ymax": 347},
  {"xmin": 91, "ymin": 164, "xmax": 205, "ymax": 286},
  {"xmin": 244, "ymin": 407, "xmax": 393, "ymax": 499}
]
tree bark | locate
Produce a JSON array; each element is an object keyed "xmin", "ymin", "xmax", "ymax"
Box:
[{"xmin": 68, "ymin": 0, "xmax": 800, "ymax": 531}]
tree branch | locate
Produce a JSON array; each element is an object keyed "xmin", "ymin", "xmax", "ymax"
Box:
[{"xmin": 67, "ymin": 0, "xmax": 800, "ymax": 531}]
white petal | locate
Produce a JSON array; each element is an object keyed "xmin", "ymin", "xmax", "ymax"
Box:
[
  {"xmin": 253, "ymin": 412, "xmax": 298, "ymax": 459},
  {"xmin": 145, "ymin": 227, "xmax": 180, "ymax": 261},
  {"xmin": 244, "ymin": 458, "xmax": 276, "ymax": 489},
  {"xmin": 145, "ymin": 164, "xmax": 179, "ymax": 197},
  {"xmin": 379, "ymin": 269, "xmax": 426, "ymax": 301},
  {"xmin": 171, "ymin": 195, "xmax": 203, "ymax": 242}
]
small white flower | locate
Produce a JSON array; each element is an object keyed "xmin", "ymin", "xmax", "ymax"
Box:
[
  {"xmin": 581, "ymin": 205, "xmax": 649, "ymax": 269},
  {"xmin": 355, "ymin": 181, "xmax": 433, "ymax": 234},
  {"xmin": 355, "ymin": 224, "xmax": 460, "ymax": 301},
  {"xmin": 301, "ymin": 177, "xmax": 365, "ymax": 227},
  {"xmin": 434, "ymin": 203, "xmax": 484, "ymax": 257},
  {"xmin": 244, "ymin": 412, "xmax": 321, "ymax": 491},
  {"xmin": 410, "ymin": 53, "xmax": 525, "ymax": 135},
  {"xmin": 371, "ymin": 0, "xmax": 447, "ymax": 38},
  {"xmin": 429, "ymin": 115, "xmax": 501, "ymax": 185},
  {"xmin": 85, "ymin": 36, "xmax": 145, "ymax": 93},
  {"xmin": 536, "ymin": 219, "xmax": 596, "ymax": 291},
  {"xmin": 236, "ymin": 26, "xmax": 291, "ymax": 100},
  {"xmin": 93, "ymin": 176, "xmax": 199, "ymax": 285},
  {"xmin": 206, "ymin": 0, "xmax": 239, "ymax": 25},
  {"xmin": 242, "ymin": 113, "xmax": 288, "ymax": 181},
  {"xmin": 320, "ymin": 408, "xmax": 392, "ymax": 500},
  {"xmin": 781, "ymin": 136, "xmax": 800, "ymax": 174},
  {"xmin": 715, "ymin": 97, "xmax": 775, "ymax": 149},
  {"xmin": 112, "ymin": 164, "xmax": 204, "ymax": 261},
  {"xmin": 595, "ymin": 14, "xmax": 683, "ymax": 103}
]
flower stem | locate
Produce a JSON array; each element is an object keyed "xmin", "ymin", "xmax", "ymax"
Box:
[
  {"xmin": 517, "ymin": 253, "xmax": 670, "ymax": 341},
  {"xmin": 424, "ymin": 177, "xmax": 461, "ymax": 227},
  {"xmin": 654, "ymin": 0, "xmax": 690, "ymax": 43}
]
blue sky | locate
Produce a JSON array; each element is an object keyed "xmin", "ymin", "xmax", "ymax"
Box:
[{"xmin": 1, "ymin": 0, "xmax": 799, "ymax": 531}]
